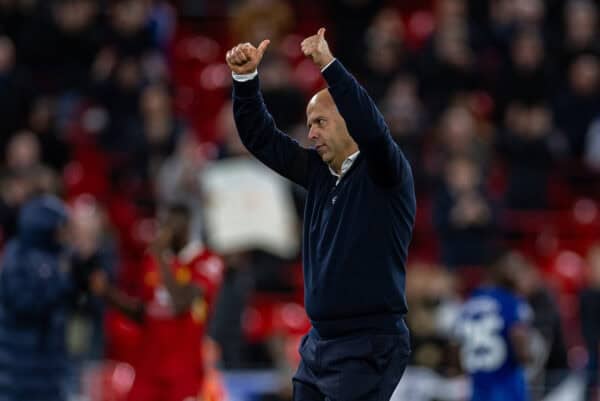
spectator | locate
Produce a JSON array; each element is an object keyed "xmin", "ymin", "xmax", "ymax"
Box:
[
  {"xmin": 0, "ymin": 35, "xmax": 32, "ymax": 148},
  {"xmin": 495, "ymin": 28, "xmax": 555, "ymax": 116},
  {"xmin": 259, "ymin": 53, "xmax": 306, "ymax": 132},
  {"xmin": 0, "ymin": 195, "xmax": 74, "ymax": 401},
  {"xmin": 361, "ymin": 7, "xmax": 410, "ymax": 102},
  {"xmin": 516, "ymin": 251, "xmax": 568, "ymax": 398},
  {"xmin": 156, "ymin": 131, "xmax": 209, "ymax": 241},
  {"xmin": 560, "ymin": 0, "xmax": 600, "ymax": 72},
  {"xmin": 580, "ymin": 244, "xmax": 600, "ymax": 401},
  {"xmin": 67, "ymin": 197, "xmax": 118, "ymax": 366},
  {"xmin": 380, "ymin": 74, "xmax": 427, "ymax": 189},
  {"xmin": 139, "ymin": 82, "xmax": 184, "ymax": 178},
  {"xmin": 418, "ymin": 14, "xmax": 479, "ymax": 116},
  {"xmin": 428, "ymin": 104, "xmax": 490, "ymax": 179},
  {"xmin": 498, "ymin": 102, "xmax": 565, "ymax": 210},
  {"xmin": 5, "ymin": 130, "xmax": 41, "ymax": 171},
  {"xmin": 28, "ymin": 95, "xmax": 71, "ymax": 171},
  {"xmin": 216, "ymin": 100, "xmax": 249, "ymax": 158},
  {"xmin": 230, "ymin": 0, "xmax": 294, "ymax": 48},
  {"xmin": 18, "ymin": 0, "xmax": 102, "ymax": 93},
  {"xmin": 406, "ymin": 264, "xmax": 461, "ymax": 375},
  {"xmin": 434, "ymin": 156, "xmax": 497, "ymax": 269},
  {"xmin": 0, "ymin": 0, "xmax": 37, "ymax": 41},
  {"xmin": 0, "ymin": 168, "xmax": 36, "ymax": 242},
  {"xmin": 106, "ymin": 0, "xmax": 156, "ymax": 56},
  {"xmin": 554, "ymin": 52, "xmax": 600, "ymax": 157},
  {"xmin": 324, "ymin": 0, "xmax": 384, "ymax": 73}
]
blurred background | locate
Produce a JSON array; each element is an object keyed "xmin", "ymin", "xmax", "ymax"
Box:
[{"xmin": 0, "ymin": 0, "xmax": 599, "ymax": 400}]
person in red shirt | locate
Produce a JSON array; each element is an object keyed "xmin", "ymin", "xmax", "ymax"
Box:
[{"xmin": 91, "ymin": 204, "xmax": 225, "ymax": 401}]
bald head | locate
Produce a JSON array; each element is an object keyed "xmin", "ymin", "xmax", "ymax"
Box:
[
  {"xmin": 306, "ymin": 88, "xmax": 357, "ymax": 173},
  {"xmin": 307, "ymin": 88, "xmax": 337, "ymax": 114}
]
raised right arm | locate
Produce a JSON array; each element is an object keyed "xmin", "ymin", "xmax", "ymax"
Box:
[
  {"xmin": 232, "ymin": 77, "xmax": 311, "ymax": 187},
  {"xmin": 227, "ymin": 40, "xmax": 313, "ymax": 188}
]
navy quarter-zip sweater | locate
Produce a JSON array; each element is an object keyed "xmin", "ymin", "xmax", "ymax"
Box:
[{"xmin": 233, "ymin": 60, "xmax": 416, "ymax": 338}]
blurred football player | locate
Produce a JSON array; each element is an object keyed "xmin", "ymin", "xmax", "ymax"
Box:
[
  {"xmin": 454, "ymin": 250, "xmax": 533, "ymax": 401},
  {"xmin": 91, "ymin": 204, "xmax": 224, "ymax": 401}
]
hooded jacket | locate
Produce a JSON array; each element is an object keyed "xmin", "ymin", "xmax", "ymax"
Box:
[{"xmin": 0, "ymin": 195, "xmax": 73, "ymax": 401}]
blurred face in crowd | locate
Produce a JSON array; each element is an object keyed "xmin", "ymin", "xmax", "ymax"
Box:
[
  {"xmin": 436, "ymin": 0, "xmax": 467, "ymax": 21},
  {"xmin": 445, "ymin": 157, "xmax": 480, "ymax": 193},
  {"xmin": 6, "ymin": 131, "xmax": 40, "ymax": 171},
  {"xmin": 0, "ymin": 36, "xmax": 15, "ymax": 74},
  {"xmin": 306, "ymin": 90, "xmax": 358, "ymax": 172},
  {"xmin": 111, "ymin": 0, "xmax": 149, "ymax": 35},
  {"xmin": 565, "ymin": 0, "xmax": 597, "ymax": 47},
  {"xmin": 511, "ymin": 29, "xmax": 544, "ymax": 71},
  {"xmin": 0, "ymin": 172, "xmax": 34, "ymax": 206},
  {"xmin": 569, "ymin": 54, "xmax": 600, "ymax": 95},
  {"xmin": 70, "ymin": 200, "xmax": 103, "ymax": 258},
  {"xmin": 116, "ymin": 57, "xmax": 142, "ymax": 91},
  {"xmin": 513, "ymin": 0, "xmax": 545, "ymax": 25},
  {"xmin": 490, "ymin": 0, "xmax": 515, "ymax": 27},
  {"xmin": 505, "ymin": 101, "xmax": 553, "ymax": 138},
  {"xmin": 587, "ymin": 245, "xmax": 600, "ymax": 287},
  {"xmin": 53, "ymin": 0, "xmax": 97, "ymax": 33},
  {"xmin": 259, "ymin": 55, "xmax": 292, "ymax": 90},
  {"xmin": 383, "ymin": 75, "xmax": 421, "ymax": 137},
  {"xmin": 440, "ymin": 105, "xmax": 475, "ymax": 154},
  {"xmin": 28, "ymin": 96, "xmax": 55, "ymax": 134},
  {"xmin": 218, "ymin": 100, "xmax": 248, "ymax": 157},
  {"xmin": 141, "ymin": 84, "xmax": 171, "ymax": 117},
  {"xmin": 366, "ymin": 8, "xmax": 404, "ymax": 73},
  {"xmin": 369, "ymin": 7, "xmax": 404, "ymax": 41},
  {"xmin": 435, "ymin": 21, "xmax": 472, "ymax": 69}
]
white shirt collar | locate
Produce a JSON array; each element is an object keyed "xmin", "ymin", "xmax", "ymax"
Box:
[{"xmin": 329, "ymin": 150, "xmax": 360, "ymax": 183}]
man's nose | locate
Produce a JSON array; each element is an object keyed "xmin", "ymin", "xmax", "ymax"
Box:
[{"xmin": 308, "ymin": 128, "xmax": 318, "ymax": 140}]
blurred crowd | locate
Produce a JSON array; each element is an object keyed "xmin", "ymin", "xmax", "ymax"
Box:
[{"xmin": 1, "ymin": 0, "xmax": 600, "ymax": 400}]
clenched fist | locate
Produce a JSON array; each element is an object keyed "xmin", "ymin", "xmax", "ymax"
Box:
[
  {"xmin": 225, "ymin": 40, "xmax": 270, "ymax": 75},
  {"xmin": 301, "ymin": 28, "xmax": 334, "ymax": 69}
]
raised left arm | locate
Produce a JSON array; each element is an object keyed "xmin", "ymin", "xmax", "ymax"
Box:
[{"xmin": 302, "ymin": 28, "xmax": 409, "ymax": 187}]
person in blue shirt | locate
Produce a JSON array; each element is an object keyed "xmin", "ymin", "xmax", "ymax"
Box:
[
  {"xmin": 226, "ymin": 28, "xmax": 416, "ymax": 401},
  {"xmin": 455, "ymin": 250, "xmax": 533, "ymax": 401}
]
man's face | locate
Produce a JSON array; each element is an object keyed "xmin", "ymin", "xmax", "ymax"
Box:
[{"xmin": 306, "ymin": 90, "xmax": 357, "ymax": 170}]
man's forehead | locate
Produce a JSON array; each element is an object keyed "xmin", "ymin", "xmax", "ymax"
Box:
[{"xmin": 306, "ymin": 89, "xmax": 336, "ymax": 115}]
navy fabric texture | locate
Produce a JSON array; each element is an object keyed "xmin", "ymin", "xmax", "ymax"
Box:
[
  {"xmin": 0, "ymin": 196, "xmax": 72, "ymax": 401},
  {"xmin": 292, "ymin": 329, "xmax": 409, "ymax": 401},
  {"xmin": 232, "ymin": 60, "xmax": 416, "ymax": 337}
]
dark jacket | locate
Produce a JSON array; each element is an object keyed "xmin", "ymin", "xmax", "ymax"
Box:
[
  {"xmin": 0, "ymin": 196, "xmax": 72, "ymax": 401},
  {"xmin": 233, "ymin": 60, "xmax": 416, "ymax": 338}
]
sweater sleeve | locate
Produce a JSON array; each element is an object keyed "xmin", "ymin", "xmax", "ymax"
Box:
[
  {"xmin": 232, "ymin": 76, "xmax": 313, "ymax": 188},
  {"xmin": 322, "ymin": 60, "xmax": 409, "ymax": 187}
]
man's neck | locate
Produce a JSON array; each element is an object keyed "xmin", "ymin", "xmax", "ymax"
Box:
[{"xmin": 329, "ymin": 148, "xmax": 359, "ymax": 175}]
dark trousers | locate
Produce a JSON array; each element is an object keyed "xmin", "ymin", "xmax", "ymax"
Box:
[{"xmin": 293, "ymin": 328, "xmax": 410, "ymax": 401}]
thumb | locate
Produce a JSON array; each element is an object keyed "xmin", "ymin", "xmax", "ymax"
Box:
[
  {"xmin": 317, "ymin": 28, "xmax": 326, "ymax": 38},
  {"xmin": 257, "ymin": 39, "xmax": 270, "ymax": 55}
]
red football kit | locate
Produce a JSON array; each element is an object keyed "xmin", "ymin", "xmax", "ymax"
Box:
[{"xmin": 127, "ymin": 241, "xmax": 224, "ymax": 401}]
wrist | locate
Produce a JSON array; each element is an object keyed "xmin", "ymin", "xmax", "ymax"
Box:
[{"xmin": 318, "ymin": 55, "xmax": 335, "ymax": 70}]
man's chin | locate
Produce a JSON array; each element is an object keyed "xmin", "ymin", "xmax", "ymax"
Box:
[{"xmin": 320, "ymin": 154, "xmax": 333, "ymax": 164}]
